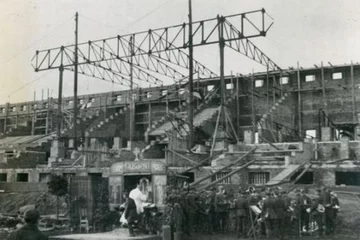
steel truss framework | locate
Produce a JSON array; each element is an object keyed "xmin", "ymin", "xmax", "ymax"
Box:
[{"xmin": 32, "ymin": 9, "xmax": 281, "ymax": 88}]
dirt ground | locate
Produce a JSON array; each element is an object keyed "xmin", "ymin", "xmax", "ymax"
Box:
[{"xmin": 0, "ymin": 191, "xmax": 67, "ymax": 215}]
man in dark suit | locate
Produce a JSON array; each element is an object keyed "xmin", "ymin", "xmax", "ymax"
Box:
[
  {"xmin": 124, "ymin": 191, "xmax": 138, "ymax": 237},
  {"xmin": 274, "ymin": 190, "xmax": 287, "ymax": 240},
  {"xmin": 262, "ymin": 190, "xmax": 276, "ymax": 238},
  {"xmin": 234, "ymin": 190, "xmax": 249, "ymax": 238},
  {"xmin": 309, "ymin": 188, "xmax": 326, "ymax": 238},
  {"xmin": 297, "ymin": 188, "xmax": 311, "ymax": 232},
  {"xmin": 6, "ymin": 209, "xmax": 48, "ymax": 240}
]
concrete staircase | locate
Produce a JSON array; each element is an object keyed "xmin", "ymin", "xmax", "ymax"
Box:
[
  {"xmin": 60, "ymin": 105, "xmax": 129, "ymax": 137},
  {"xmin": 258, "ymin": 92, "xmax": 290, "ymax": 129},
  {"xmin": 147, "ymin": 87, "xmax": 239, "ymax": 143},
  {"xmin": 147, "ymin": 87, "xmax": 219, "ymax": 140}
]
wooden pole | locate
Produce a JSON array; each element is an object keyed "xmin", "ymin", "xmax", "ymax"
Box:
[
  {"xmin": 46, "ymin": 88, "xmax": 50, "ymax": 134},
  {"xmin": 202, "ymin": 160, "xmax": 256, "ymax": 189},
  {"xmin": 251, "ymin": 70, "xmax": 255, "ymax": 143},
  {"xmin": 129, "ymin": 35, "xmax": 135, "ymax": 147},
  {"xmin": 321, "ymin": 61, "xmax": 328, "ymax": 127},
  {"xmin": 57, "ymin": 67, "xmax": 63, "ymax": 137},
  {"xmin": 236, "ymin": 74, "xmax": 240, "ymax": 137},
  {"xmin": 266, "ymin": 66, "xmax": 269, "ymax": 109},
  {"xmin": 31, "ymin": 91, "xmax": 36, "ymax": 135},
  {"xmin": 73, "ymin": 12, "xmax": 79, "ymax": 149},
  {"xmin": 190, "ymin": 147, "xmax": 256, "ymax": 187},
  {"xmin": 297, "ymin": 62, "xmax": 302, "ymax": 136},
  {"xmin": 210, "ymin": 106, "xmax": 222, "ymax": 156},
  {"xmin": 187, "ymin": 0, "xmax": 194, "ymax": 149},
  {"xmin": 351, "ymin": 61, "xmax": 356, "ymax": 123}
]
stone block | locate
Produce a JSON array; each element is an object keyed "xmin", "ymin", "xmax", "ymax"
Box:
[
  {"xmin": 50, "ymin": 139, "xmax": 65, "ymax": 158},
  {"xmin": 244, "ymin": 130, "xmax": 254, "ymax": 144},
  {"xmin": 340, "ymin": 136, "xmax": 350, "ymax": 160},
  {"xmin": 68, "ymin": 139, "xmax": 74, "ymax": 148},
  {"xmin": 321, "ymin": 127, "xmax": 333, "ymax": 141},
  {"xmin": 355, "ymin": 126, "xmax": 360, "ymax": 141},
  {"xmin": 113, "ymin": 137, "xmax": 123, "ymax": 150}
]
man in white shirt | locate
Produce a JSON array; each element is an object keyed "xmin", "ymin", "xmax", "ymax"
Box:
[{"xmin": 129, "ymin": 179, "xmax": 148, "ymax": 215}]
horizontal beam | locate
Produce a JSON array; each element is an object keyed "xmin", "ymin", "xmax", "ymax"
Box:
[{"xmin": 32, "ymin": 9, "xmax": 274, "ymax": 74}]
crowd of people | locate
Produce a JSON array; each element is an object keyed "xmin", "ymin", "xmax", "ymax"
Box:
[{"xmin": 164, "ymin": 185, "xmax": 340, "ymax": 239}]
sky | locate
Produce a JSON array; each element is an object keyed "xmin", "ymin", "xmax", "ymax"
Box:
[{"xmin": 0, "ymin": 0, "xmax": 360, "ymax": 104}]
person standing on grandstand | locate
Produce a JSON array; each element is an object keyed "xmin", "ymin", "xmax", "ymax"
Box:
[
  {"xmin": 186, "ymin": 188, "xmax": 199, "ymax": 234},
  {"xmin": 208, "ymin": 187, "xmax": 217, "ymax": 234},
  {"xmin": 330, "ymin": 191, "xmax": 340, "ymax": 233},
  {"xmin": 215, "ymin": 185, "xmax": 229, "ymax": 233},
  {"xmin": 262, "ymin": 190, "xmax": 276, "ymax": 238},
  {"xmin": 235, "ymin": 190, "xmax": 249, "ymax": 238},
  {"xmin": 180, "ymin": 188, "xmax": 191, "ymax": 236},
  {"xmin": 297, "ymin": 188, "xmax": 311, "ymax": 232},
  {"xmin": 324, "ymin": 189, "xmax": 336, "ymax": 235},
  {"xmin": 308, "ymin": 187, "xmax": 326, "ymax": 238},
  {"xmin": 274, "ymin": 189, "xmax": 286, "ymax": 240}
]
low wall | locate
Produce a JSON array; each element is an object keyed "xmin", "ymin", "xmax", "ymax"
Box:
[{"xmin": 0, "ymin": 182, "xmax": 48, "ymax": 192}]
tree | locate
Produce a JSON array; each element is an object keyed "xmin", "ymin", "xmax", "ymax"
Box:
[{"xmin": 47, "ymin": 174, "xmax": 68, "ymax": 219}]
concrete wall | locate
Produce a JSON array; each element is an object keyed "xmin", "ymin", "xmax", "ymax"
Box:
[
  {"xmin": 0, "ymin": 167, "xmax": 110, "ymax": 183},
  {"xmin": 0, "ymin": 182, "xmax": 48, "ymax": 192},
  {"xmin": 317, "ymin": 140, "xmax": 360, "ymax": 161}
]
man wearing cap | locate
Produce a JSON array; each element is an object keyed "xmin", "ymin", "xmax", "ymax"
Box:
[
  {"xmin": 274, "ymin": 189, "xmax": 287, "ymax": 240},
  {"xmin": 215, "ymin": 185, "xmax": 229, "ymax": 233},
  {"xmin": 6, "ymin": 209, "xmax": 48, "ymax": 240},
  {"xmin": 235, "ymin": 190, "xmax": 249, "ymax": 238},
  {"xmin": 297, "ymin": 188, "xmax": 311, "ymax": 233},
  {"xmin": 308, "ymin": 187, "xmax": 326, "ymax": 238},
  {"xmin": 262, "ymin": 190, "xmax": 277, "ymax": 238}
]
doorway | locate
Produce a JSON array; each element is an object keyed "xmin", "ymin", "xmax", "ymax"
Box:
[{"xmin": 124, "ymin": 174, "xmax": 152, "ymax": 193}]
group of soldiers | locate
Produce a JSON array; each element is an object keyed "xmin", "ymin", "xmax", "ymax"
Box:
[{"xmin": 164, "ymin": 185, "xmax": 340, "ymax": 239}]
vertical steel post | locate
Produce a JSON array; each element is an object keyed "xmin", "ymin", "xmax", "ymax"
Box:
[
  {"xmin": 321, "ymin": 61, "xmax": 328, "ymax": 127},
  {"xmin": 297, "ymin": 62, "xmax": 302, "ymax": 136},
  {"xmin": 251, "ymin": 70, "xmax": 255, "ymax": 143},
  {"xmin": 187, "ymin": 0, "xmax": 194, "ymax": 149},
  {"xmin": 236, "ymin": 74, "xmax": 240, "ymax": 137},
  {"xmin": 73, "ymin": 12, "xmax": 79, "ymax": 149},
  {"xmin": 57, "ymin": 66, "xmax": 64, "ymax": 137},
  {"xmin": 31, "ymin": 91, "xmax": 36, "ymax": 135},
  {"xmin": 129, "ymin": 35, "xmax": 135, "ymax": 147},
  {"xmin": 46, "ymin": 88, "xmax": 50, "ymax": 134},
  {"xmin": 218, "ymin": 15, "xmax": 226, "ymax": 131},
  {"xmin": 351, "ymin": 61, "xmax": 356, "ymax": 123}
]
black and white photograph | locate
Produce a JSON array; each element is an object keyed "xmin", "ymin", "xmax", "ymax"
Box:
[{"xmin": 0, "ymin": 0, "xmax": 359, "ymax": 239}]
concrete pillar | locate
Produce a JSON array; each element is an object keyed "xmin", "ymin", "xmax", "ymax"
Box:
[
  {"xmin": 68, "ymin": 139, "xmax": 74, "ymax": 148},
  {"xmin": 7, "ymin": 170, "xmax": 16, "ymax": 183},
  {"xmin": 113, "ymin": 137, "xmax": 122, "ymax": 150},
  {"xmin": 162, "ymin": 225, "xmax": 171, "ymax": 240},
  {"xmin": 316, "ymin": 169, "xmax": 335, "ymax": 187},
  {"xmin": 50, "ymin": 139, "xmax": 65, "ymax": 158},
  {"xmin": 244, "ymin": 130, "xmax": 254, "ymax": 144},
  {"xmin": 340, "ymin": 136, "xmax": 350, "ymax": 160},
  {"xmin": 284, "ymin": 156, "xmax": 290, "ymax": 166},
  {"xmin": 355, "ymin": 126, "xmax": 360, "ymax": 141},
  {"xmin": 321, "ymin": 127, "xmax": 332, "ymax": 141},
  {"xmin": 153, "ymin": 175, "xmax": 167, "ymax": 206},
  {"xmin": 90, "ymin": 138, "xmax": 97, "ymax": 149},
  {"xmin": 76, "ymin": 171, "xmax": 88, "ymax": 177}
]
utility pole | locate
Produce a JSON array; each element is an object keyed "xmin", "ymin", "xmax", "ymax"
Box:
[
  {"xmin": 129, "ymin": 35, "xmax": 135, "ymax": 148},
  {"xmin": 73, "ymin": 12, "xmax": 79, "ymax": 149},
  {"xmin": 57, "ymin": 65, "xmax": 64, "ymax": 137},
  {"xmin": 188, "ymin": 0, "xmax": 194, "ymax": 149},
  {"xmin": 218, "ymin": 15, "xmax": 226, "ymax": 130}
]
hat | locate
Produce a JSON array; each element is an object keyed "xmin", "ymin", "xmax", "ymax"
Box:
[{"xmin": 24, "ymin": 209, "xmax": 40, "ymax": 222}]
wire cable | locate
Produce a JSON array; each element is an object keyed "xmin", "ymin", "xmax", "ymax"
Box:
[
  {"xmin": 0, "ymin": 15, "xmax": 74, "ymax": 65},
  {"xmin": 80, "ymin": 0, "xmax": 174, "ymax": 33},
  {"xmin": 2, "ymin": 71, "xmax": 51, "ymax": 98}
]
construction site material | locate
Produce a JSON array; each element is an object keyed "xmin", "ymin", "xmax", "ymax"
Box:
[{"xmin": 189, "ymin": 147, "xmax": 256, "ymax": 187}]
